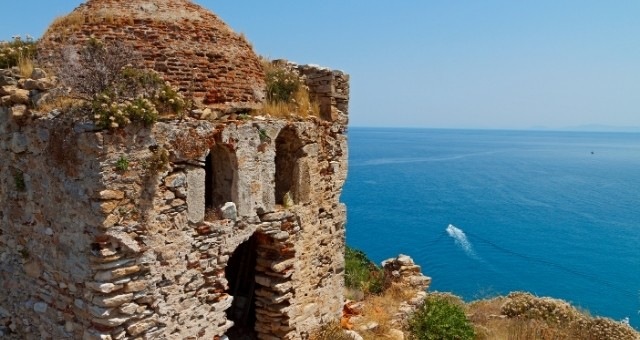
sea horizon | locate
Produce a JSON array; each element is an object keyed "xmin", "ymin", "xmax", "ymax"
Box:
[
  {"xmin": 349, "ymin": 125, "xmax": 640, "ymax": 134},
  {"xmin": 343, "ymin": 127, "xmax": 640, "ymax": 329}
]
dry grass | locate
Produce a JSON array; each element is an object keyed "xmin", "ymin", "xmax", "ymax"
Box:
[
  {"xmin": 262, "ymin": 82, "xmax": 320, "ymax": 118},
  {"xmin": 34, "ymin": 96, "xmax": 84, "ymax": 113},
  {"xmin": 47, "ymin": 12, "xmax": 86, "ymax": 34},
  {"xmin": 347, "ymin": 290, "xmax": 639, "ymax": 340},
  {"xmin": 46, "ymin": 12, "xmax": 134, "ymax": 38},
  {"xmin": 18, "ymin": 56, "xmax": 33, "ymax": 78},
  {"xmin": 350, "ymin": 283, "xmax": 417, "ymax": 340},
  {"xmin": 261, "ymin": 59, "xmax": 320, "ymax": 118},
  {"xmin": 467, "ymin": 293, "xmax": 639, "ymax": 340},
  {"xmin": 309, "ymin": 321, "xmax": 354, "ymax": 340}
]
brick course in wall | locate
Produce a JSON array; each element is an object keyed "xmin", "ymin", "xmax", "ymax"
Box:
[{"xmin": 37, "ymin": 0, "xmax": 266, "ymax": 113}]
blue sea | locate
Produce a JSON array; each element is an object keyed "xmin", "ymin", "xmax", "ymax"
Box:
[{"xmin": 343, "ymin": 127, "xmax": 640, "ymax": 329}]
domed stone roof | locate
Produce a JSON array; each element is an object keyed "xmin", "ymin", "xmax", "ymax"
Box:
[{"xmin": 39, "ymin": 0, "xmax": 265, "ymax": 112}]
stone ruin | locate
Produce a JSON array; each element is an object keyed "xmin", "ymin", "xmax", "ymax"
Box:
[{"xmin": 0, "ymin": 0, "xmax": 350, "ymax": 339}]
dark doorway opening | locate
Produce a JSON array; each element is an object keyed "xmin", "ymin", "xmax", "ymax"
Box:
[
  {"xmin": 205, "ymin": 145, "xmax": 236, "ymax": 217},
  {"xmin": 225, "ymin": 234, "xmax": 259, "ymax": 339},
  {"xmin": 275, "ymin": 126, "xmax": 303, "ymax": 205}
]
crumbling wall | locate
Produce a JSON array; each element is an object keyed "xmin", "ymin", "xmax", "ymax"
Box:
[
  {"xmin": 0, "ymin": 67, "xmax": 109, "ymax": 338},
  {"xmin": 295, "ymin": 63, "xmax": 350, "ymax": 123},
  {"xmin": 0, "ymin": 62, "xmax": 349, "ymax": 339}
]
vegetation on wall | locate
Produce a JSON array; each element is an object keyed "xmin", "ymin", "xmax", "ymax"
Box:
[
  {"xmin": 55, "ymin": 38, "xmax": 187, "ymax": 129},
  {"xmin": 0, "ymin": 36, "xmax": 36, "ymax": 76},
  {"xmin": 142, "ymin": 147, "xmax": 170, "ymax": 175},
  {"xmin": 115, "ymin": 155, "xmax": 130, "ymax": 172},
  {"xmin": 262, "ymin": 59, "xmax": 319, "ymax": 118},
  {"xmin": 47, "ymin": 12, "xmax": 135, "ymax": 38}
]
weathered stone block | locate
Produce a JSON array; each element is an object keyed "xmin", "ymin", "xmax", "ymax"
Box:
[
  {"xmin": 220, "ymin": 202, "xmax": 237, "ymax": 220},
  {"xmin": 127, "ymin": 318, "xmax": 157, "ymax": 336},
  {"xmin": 92, "ymin": 293, "xmax": 134, "ymax": 308},
  {"xmin": 9, "ymin": 89, "xmax": 30, "ymax": 104},
  {"xmin": 123, "ymin": 281, "xmax": 147, "ymax": 293},
  {"xmin": 31, "ymin": 68, "xmax": 47, "ymax": 80},
  {"xmin": 33, "ymin": 302, "xmax": 47, "ymax": 314},
  {"xmin": 0, "ymin": 85, "xmax": 17, "ymax": 96},
  {"xmin": 98, "ymin": 190, "xmax": 125, "ymax": 200},
  {"xmin": 186, "ymin": 167, "xmax": 205, "ymax": 223},
  {"xmin": 86, "ymin": 282, "xmax": 123, "ymax": 294}
]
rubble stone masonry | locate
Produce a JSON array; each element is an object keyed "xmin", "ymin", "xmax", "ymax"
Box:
[
  {"xmin": 0, "ymin": 65, "xmax": 349, "ymax": 339},
  {"xmin": 0, "ymin": 1, "xmax": 350, "ymax": 338}
]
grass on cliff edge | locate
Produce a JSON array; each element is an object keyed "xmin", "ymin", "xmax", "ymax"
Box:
[
  {"xmin": 338, "ymin": 246, "xmax": 639, "ymax": 340},
  {"xmin": 344, "ymin": 246, "xmax": 384, "ymax": 296}
]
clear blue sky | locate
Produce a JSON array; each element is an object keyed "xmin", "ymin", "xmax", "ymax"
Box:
[{"xmin": 2, "ymin": 1, "xmax": 639, "ymax": 130}]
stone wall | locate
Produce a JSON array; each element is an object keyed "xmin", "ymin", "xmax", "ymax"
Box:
[
  {"xmin": 0, "ymin": 63, "xmax": 350, "ymax": 339},
  {"xmin": 294, "ymin": 63, "xmax": 350, "ymax": 123}
]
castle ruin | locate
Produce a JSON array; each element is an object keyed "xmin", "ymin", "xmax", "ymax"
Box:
[{"xmin": 0, "ymin": 1, "xmax": 349, "ymax": 339}]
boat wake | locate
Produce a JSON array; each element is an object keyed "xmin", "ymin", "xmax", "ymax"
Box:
[{"xmin": 446, "ymin": 224, "xmax": 480, "ymax": 260}]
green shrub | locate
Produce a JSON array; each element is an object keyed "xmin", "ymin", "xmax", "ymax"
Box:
[
  {"xmin": 345, "ymin": 246, "xmax": 384, "ymax": 295},
  {"xmin": 115, "ymin": 155, "xmax": 129, "ymax": 172},
  {"xmin": 55, "ymin": 39, "xmax": 186, "ymax": 129},
  {"xmin": 261, "ymin": 59, "xmax": 319, "ymax": 118},
  {"xmin": 265, "ymin": 62, "xmax": 300, "ymax": 103},
  {"xmin": 408, "ymin": 294, "xmax": 475, "ymax": 340}
]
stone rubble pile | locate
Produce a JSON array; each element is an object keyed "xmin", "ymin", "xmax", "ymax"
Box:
[
  {"xmin": 0, "ymin": 67, "xmax": 58, "ymax": 119},
  {"xmin": 381, "ymin": 254, "xmax": 432, "ymax": 327}
]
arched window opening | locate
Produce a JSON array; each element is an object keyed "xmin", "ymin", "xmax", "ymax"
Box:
[
  {"xmin": 205, "ymin": 144, "xmax": 236, "ymax": 219},
  {"xmin": 275, "ymin": 126, "xmax": 304, "ymax": 205}
]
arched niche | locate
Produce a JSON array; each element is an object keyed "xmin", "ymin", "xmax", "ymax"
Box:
[
  {"xmin": 274, "ymin": 126, "xmax": 306, "ymax": 206},
  {"xmin": 205, "ymin": 144, "xmax": 237, "ymax": 213}
]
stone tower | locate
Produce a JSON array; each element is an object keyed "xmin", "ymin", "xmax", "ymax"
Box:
[{"xmin": 0, "ymin": 0, "xmax": 350, "ymax": 338}]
